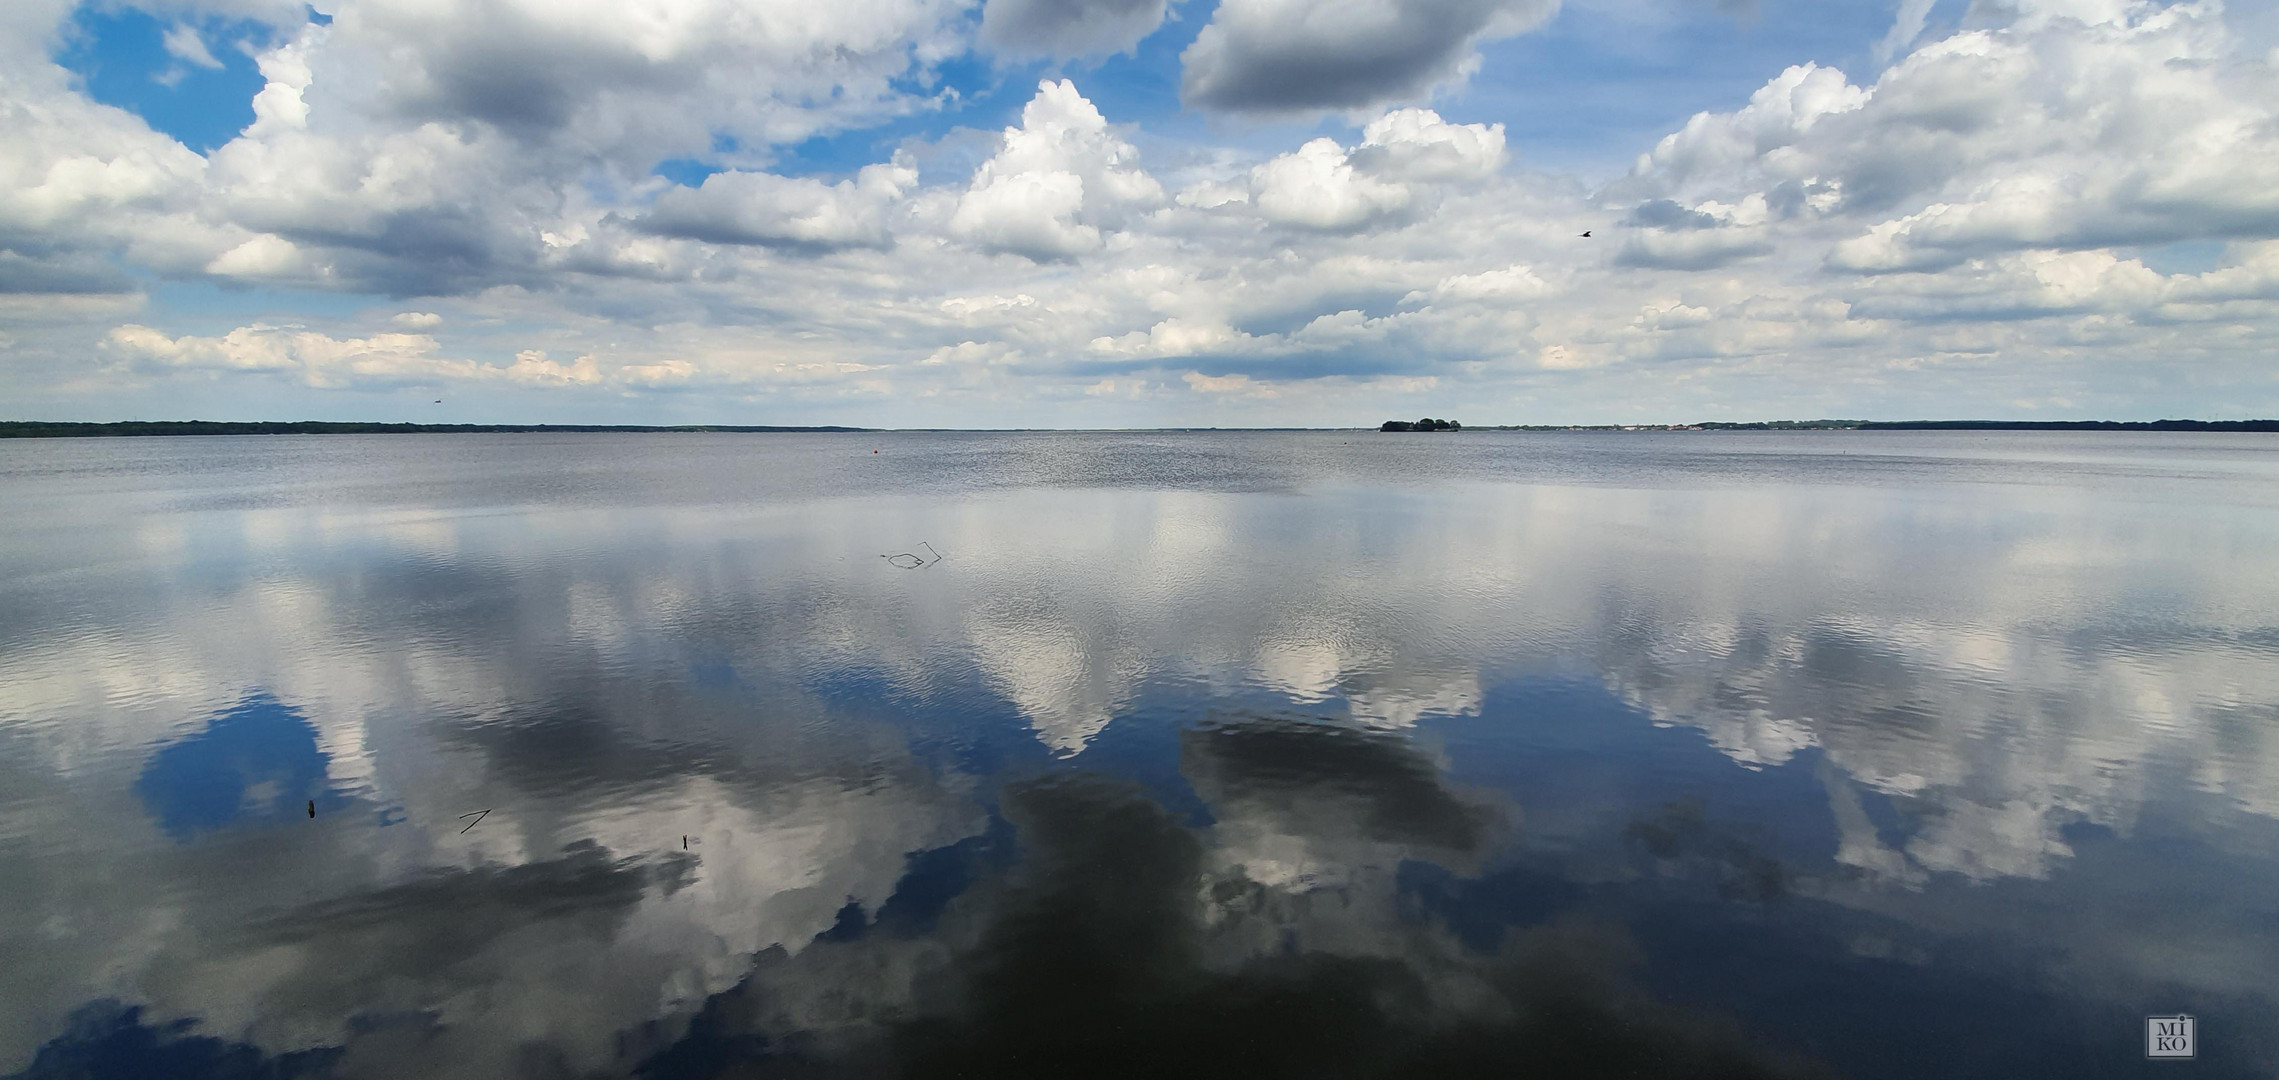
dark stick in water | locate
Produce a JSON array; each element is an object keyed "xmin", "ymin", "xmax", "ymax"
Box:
[{"xmin": 882, "ymin": 542, "xmax": 945, "ymax": 569}]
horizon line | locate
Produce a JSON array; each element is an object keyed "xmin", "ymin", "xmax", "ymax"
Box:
[{"xmin": 5, "ymin": 418, "xmax": 2279, "ymax": 437}]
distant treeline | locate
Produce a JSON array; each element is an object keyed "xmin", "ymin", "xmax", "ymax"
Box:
[
  {"xmin": 1381, "ymin": 418, "xmax": 1462, "ymax": 431},
  {"xmin": 1697, "ymin": 420, "xmax": 2279, "ymax": 432},
  {"xmin": 1489, "ymin": 419, "xmax": 2279, "ymax": 432},
  {"xmin": 0, "ymin": 421, "xmax": 868, "ymax": 438}
]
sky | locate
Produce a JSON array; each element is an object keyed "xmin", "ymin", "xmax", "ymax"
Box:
[{"xmin": 1, "ymin": 0, "xmax": 2277, "ymax": 427}]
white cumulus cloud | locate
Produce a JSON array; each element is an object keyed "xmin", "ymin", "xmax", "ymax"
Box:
[
  {"xmin": 949, "ymin": 80, "xmax": 1165, "ymax": 261},
  {"xmin": 0, "ymin": 0, "xmax": 2276, "ymax": 425},
  {"xmin": 642, "ymin": 159, "xmax": 918, "ymax": 251}
]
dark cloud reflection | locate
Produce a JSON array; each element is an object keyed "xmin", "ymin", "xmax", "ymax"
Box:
[
  {"xmin": 1182, "ymin": 716, "xmax": 1502, "ymax": 856},
  {"xmin": 253, "ymin": 839, "xmax": 696, "ymax": 947},
  {"xmin": 633, "ymin": 773, "xmax": 1828, "ymax": 1080},
  {"xmin": 7, "ymin": 1001, "xmax": 341, "ymax": 1080}
]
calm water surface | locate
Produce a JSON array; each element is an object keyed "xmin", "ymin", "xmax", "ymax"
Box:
[{"xmin": 3, "ymin": 431, "xmax": 2277, "ymax": 1079}]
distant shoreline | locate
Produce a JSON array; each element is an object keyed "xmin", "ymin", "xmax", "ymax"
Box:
[
  {"xmin": 1, "ymin": 419, "xmax": 2275, "ymax": 438},
  {"xmin": 0, "ymin": 422, "xmax": 870, "ymax": 438},
  {"xmin": 1500, "ymin": 420, "xmax": 2279, "ymax": 432}
]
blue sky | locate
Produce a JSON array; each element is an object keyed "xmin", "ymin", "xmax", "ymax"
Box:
[
  {"xmin": 4, "ymin": 0, "xmax": 2277, "ymax": 425},
  {"xmin": 56, "ymin": 6, "xmax": 277, "ymax": 154}
]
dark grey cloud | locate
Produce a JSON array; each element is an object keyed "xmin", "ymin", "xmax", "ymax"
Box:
[
  {"xmin": 1624, "ymin": 199, "xmax": 1722, "ymax": 231},
  {"xmin": 332, "ymin": 0, "xmax": 951, "ymax": 150},
  {"xmin": 252, "ymin": 205, "xmax": 547, "ymax": 297},
  {"xmin": 1615, "ymin": 227, "xmax": 1773, "ymax": 270},
  {"xmin": 0, "ymin": 249, "xmax": 136, "ymax": 295},
  {"xmin": 978, "ymin": 0, "xmax": 1172, "ymax": 59},
  {"xmin": 392, "ymin": 35, "xmax": 642, "ymax": 140},
  {"xmin": 1614, "ymin": 199, "xmax": 1779, "ymax": 269},
  {"xmin": 1061, "ymin": 347, "xmax": 1435, "ymax": 382},
  {"xmin": 1180, "ymin": 0, "xmax": 1559, "ymax": 115},
  {"xmin": 1228, "ymin": 287, "xmax": 1412, "ymax": 338}
]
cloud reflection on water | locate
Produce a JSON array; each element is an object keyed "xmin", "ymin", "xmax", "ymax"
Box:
[
  {"xmin": 2, "ymin": 434, "xmax": 2277, "ymax": 1077},
  {"xmin": 628, "ymin": 772, "xmax": 1826, "ymax": 1080}
]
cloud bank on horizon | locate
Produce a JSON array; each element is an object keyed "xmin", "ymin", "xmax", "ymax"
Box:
[{"xmin": 2, "ymin": 0, "xmax": 2277, "ymax": 426}]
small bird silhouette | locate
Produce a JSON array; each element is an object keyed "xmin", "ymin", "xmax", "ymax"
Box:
[
  {"xmin": 307, "ymin": 799, "xmax": 315, "ymax": 818},
  {"xmin": 1580, "ymin": 230, "xmax": 1593, "ymax": 237},
  {"xmin": 433, "ymin": 399, "xmax": 442, "ymax": 404}
]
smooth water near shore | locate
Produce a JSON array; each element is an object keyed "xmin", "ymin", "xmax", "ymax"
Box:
[{"xmin": 3, "ymin": 431, "xmax": 2277, "ymax": 1079}]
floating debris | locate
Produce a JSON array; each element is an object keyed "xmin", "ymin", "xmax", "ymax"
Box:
[
  {"xmin": 458, "ymin": 809, "xmax": 491, "ymax": 833},
  {"xmin": 882, "ymin": 542, "xmax": 943, "ymax": 570}
]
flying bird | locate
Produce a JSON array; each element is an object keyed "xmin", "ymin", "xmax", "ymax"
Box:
[{"xmin": 1580, "ymin": 230, "xmax": 1592, "ymax": 237}]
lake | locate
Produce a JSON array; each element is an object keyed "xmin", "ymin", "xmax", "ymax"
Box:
[{"xmin": 2, "ymin": 431, "xmax": 2276, "ymax": 1079}]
